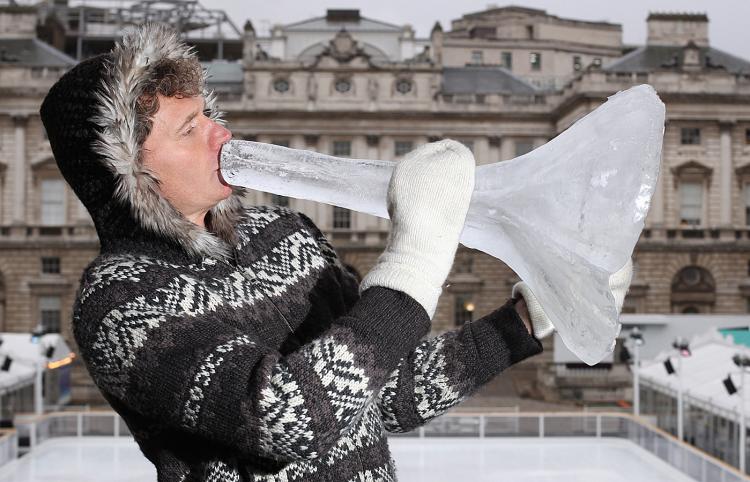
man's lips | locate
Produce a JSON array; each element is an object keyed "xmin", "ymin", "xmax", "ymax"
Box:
[{"xmin": 217, "ymin": 168, "xmax": 231, "ymax": 186}]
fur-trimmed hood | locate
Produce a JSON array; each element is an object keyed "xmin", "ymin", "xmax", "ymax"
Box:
[{"xmin": 40, "ymin": 24, "xmax": 244, "ymax": 261}]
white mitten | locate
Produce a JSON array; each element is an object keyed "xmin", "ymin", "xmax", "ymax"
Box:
[
  {"xmin": 360, "ymin": 140, "xmax": 475, "ymax": 318},
  {"xmin": 511, "ymin": 258, "xmax": 634, "ymax": 339}
]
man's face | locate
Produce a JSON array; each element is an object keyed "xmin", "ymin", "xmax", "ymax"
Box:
[{"xmin": 142, "ymin": 94, "xmax": 233, "ymax": 221}]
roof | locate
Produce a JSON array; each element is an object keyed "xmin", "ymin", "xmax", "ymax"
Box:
[
  {"xmin": 639, "ymin": 330, "xmax": 750, "ymax": 422},
  {"xmin": 284, "ymin": 15, "xmax": 402, "ymax": 32},
  {"xmin": 0, "ymin": 333, "xmax": 73, "ymax": 394},
  {"xmin": 442, "ymin": 66, "xmax": 537, "ymax": 95},
  {"xmin": 0, "ymin": 38, "xmax": 76, "ymax": 67},
  {"xmin": 459, "ymin": 5, "xmax": 620, "ymax": 29},
  {"xmin": 605, "ymin": 45, "xmax": 750, "ymax": 74}
]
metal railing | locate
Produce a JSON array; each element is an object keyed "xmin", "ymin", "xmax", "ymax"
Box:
[
  {"xmin": 6, "ymin": 410, "xmax": 748, "ymax": 482},
  {"xmin": 393, "ymin": 412, "xmax": 749, "ymax": 482}
]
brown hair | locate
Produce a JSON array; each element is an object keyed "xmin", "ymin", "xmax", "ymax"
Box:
[{"xmin": 135, "ymin": 57, "xmax": 204, "ymax": 159}]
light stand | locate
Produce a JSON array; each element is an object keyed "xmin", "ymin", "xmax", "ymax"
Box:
[
  {"xmin": 629, "ymin": 327, "xmax": 644, "ymax": 416},
  {"xmin": 672, "ymin": 338, "xmax": 691, "ymax": 442}
]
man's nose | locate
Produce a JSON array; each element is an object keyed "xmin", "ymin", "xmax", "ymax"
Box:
[{"xmin": 211, "ymin": 122, "xmax": 232, "ymax": 148}]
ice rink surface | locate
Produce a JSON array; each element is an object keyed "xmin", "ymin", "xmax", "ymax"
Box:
[{"xmin": 0, "ymin": 437, "xmax": 696, "ymax": 481}]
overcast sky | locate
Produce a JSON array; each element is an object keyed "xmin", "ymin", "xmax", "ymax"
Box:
[{"xmin": 211, "ymin": 0, "xmax": 750, "ymax": 60}]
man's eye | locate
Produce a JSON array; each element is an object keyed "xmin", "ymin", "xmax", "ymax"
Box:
[{"xmin": 183, "ymin": 122, "xmax": 198, "ymax": 136}]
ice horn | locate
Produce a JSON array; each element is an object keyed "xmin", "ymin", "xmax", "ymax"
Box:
[{"xmin": 220, "ymin": 84, "xmax": 665, "ymax": 365}]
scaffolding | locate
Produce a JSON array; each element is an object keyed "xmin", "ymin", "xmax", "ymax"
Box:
[{"xmin": 33, "ymin": 0, "xmax": 243, "ymax": 60}]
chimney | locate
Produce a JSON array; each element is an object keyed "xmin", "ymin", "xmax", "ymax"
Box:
[
  {"xmin": 431, "ymin": 21, "xmax": 443, "ymax": 65},
  {"xmin": 647, "ymin": 12, "xmax": 709, "ymax": 47}
]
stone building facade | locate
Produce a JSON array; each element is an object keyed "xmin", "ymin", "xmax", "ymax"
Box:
[{"xmin": 0, "ymin": 4, "xmax": 749, "ymax": 405}]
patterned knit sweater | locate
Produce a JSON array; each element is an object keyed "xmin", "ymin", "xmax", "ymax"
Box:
[{"xmin": 73, "ymin": 205, "xmax": 542, "ymax": 481}]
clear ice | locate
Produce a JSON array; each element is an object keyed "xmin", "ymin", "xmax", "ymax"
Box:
[{"xmin": 220, "ymin": 84, "xmax": 665, "ymax": 365}]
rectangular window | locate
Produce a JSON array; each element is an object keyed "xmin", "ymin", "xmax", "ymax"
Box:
[
  {"xmin": 394, "ymin": 141, "xmax": 414, "ymax": 157},
  {"xmin": 471, "ymin": 50, "xmax": 483, "ymax": 65},
  {"xmin": 454, "ymin": 294, "xmax": 474, "ymax": 326},
  {"xmin": 745, "ymin": 128, "xmax": 750, "ymax": 144},
  {"xmin": 573, "ymin": 55, "xmax": 582, "ymax": 71},
  {"xmin": 332, "ymin": 140, "xmax": 351, "ymax": 157},
  {"xmin": 40, "ymin": 179, "xmax": 65, "ymax": 226},
  {"xmin": 681, "ymin": 128, "xmax": 701, "ymax": 145},
  {"xmin": 41, "ymin": 257, "xmax": 60, "ymax": 274},
  {"xmin": 332, "ymin": 206, "xmax": 351, "ymax": 229},
  {"xmin": 270, "ymin": 194, "xmax": 290, "ymax": 207},
  {"xmin": 501, "ymin": 51, "xmax": 512, "ymax": 70},
  {"xmin": 515, "ymin": 140, "xmax": 534, "ymax": 157},
  {"xmin": 679, "ymin": 181, "xmax": 703, "ymax": 226},
  {"xmin": 39, "ymin": 296, "xmax": 61, "ymax": 333},
  {"xmin": 530, "ymin": 52, "xmax": 542, "ymax": 71}
]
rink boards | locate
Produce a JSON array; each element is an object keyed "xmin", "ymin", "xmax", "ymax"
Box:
[{"xmin": 0, "ymin": 436, "xmax": 698, "ymax": 481}]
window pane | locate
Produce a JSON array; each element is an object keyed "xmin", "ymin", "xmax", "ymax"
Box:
[
  {"xmin": 471, "ymin": 50, "xmax": 483, "ymax": 65},
  {"xmin": 41, "ymin": 257, "xmax": 60, "ymax": 274},
  {"xmin": 270, "ymin": 194, "xmax": 289, "ymax": 207},
  {"xmin": 680, "ymin": 128, "xmax": 701, "ymax": 145},
  {"xmin": 39, "ymin": 296, "xmax": 61, "ymax": 333},
  {"xmin": 530, "ymin": 52, "xmax": 541, "ymax": 71},
  {"xmin": 41, "ymin": 179, "xmax": 65, "ymax": 226},
  {"xmin": 515, "ymin": 140, "xmax": 534, "ymax": 157},
  {"xmin": 394, "ymin": 141, "xmax": 413, "ymax": 157},
  {"xmin": 501, "ymin": 51, "xmax": 512, "ymax": 69},
  {"xmin": 573, "ymin": 55, "xmax": 582, "ymax": 71},
  {"xmin": 332, "ymin": 206, "xmax": 351, "ymax": 229},
  {"xmin": 332, "ymin": 141, "xmax": 351, "ymax": 157},
  {"xmin": 680, "ymin": 182, "xmax": 702, "ymax": 225}
]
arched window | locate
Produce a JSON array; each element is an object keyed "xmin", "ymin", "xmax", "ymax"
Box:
[{"xmin": 671, "ymin": 265, "xmax": 715, "ymax": 313}]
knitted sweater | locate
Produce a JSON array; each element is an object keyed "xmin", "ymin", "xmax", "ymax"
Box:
[
  {"xmin": 38, "ymin": 25, "xmax": 544, "ymax": 481},
  {"xmin": 73, "ymin": 205, "xmax": 542, "ymax": 481}
]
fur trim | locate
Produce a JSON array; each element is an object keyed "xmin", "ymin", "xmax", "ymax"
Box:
[{"xmin": 90, "ymin": 24, "xmax": 243, "ymax": 260}]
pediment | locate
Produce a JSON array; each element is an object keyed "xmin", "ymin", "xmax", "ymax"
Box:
[
  {"xmin": 309, "ymin": 29, "xmax": 377, "ymax": 69},
  {"xmin": 670, "ymin": 160, "xmax": 712, "ymax": 177}
]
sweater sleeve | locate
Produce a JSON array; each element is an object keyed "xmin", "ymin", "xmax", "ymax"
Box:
[
  {"xmin": 73, "ymin": 256, "xmax": 429, "ymax": 464},
  {"xmin": 297, "ymin": 213, "xmax": 544, "ymax": 433},
  {"xmin": 376, "ymin": 299, "xmax": 543, "ymax": 433}
]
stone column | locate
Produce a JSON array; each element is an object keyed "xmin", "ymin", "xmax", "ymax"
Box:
[
  {"xmin": 719, "ymin": 121, "xmax": 734, "ymax": 227},
  {"xmin": 12, "ymin": 114, "xmax": 27, "ymax": 225}
]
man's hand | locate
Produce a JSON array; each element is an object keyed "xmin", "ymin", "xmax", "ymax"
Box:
[
  {"xmin": 360, "ymin": 140, "xmax": 475, "ymax": 318},
  {"xmin": 514, "ymin": 297, "xmax": 533, "ymax": 335},
  {"xmin": 512, "ymin": 258, "xmax": 634, "ymax": 339}
]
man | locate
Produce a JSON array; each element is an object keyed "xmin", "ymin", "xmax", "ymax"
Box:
[{"xmin": 40, "ymin": 24, "xmax": 628, "ymax": 481}]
